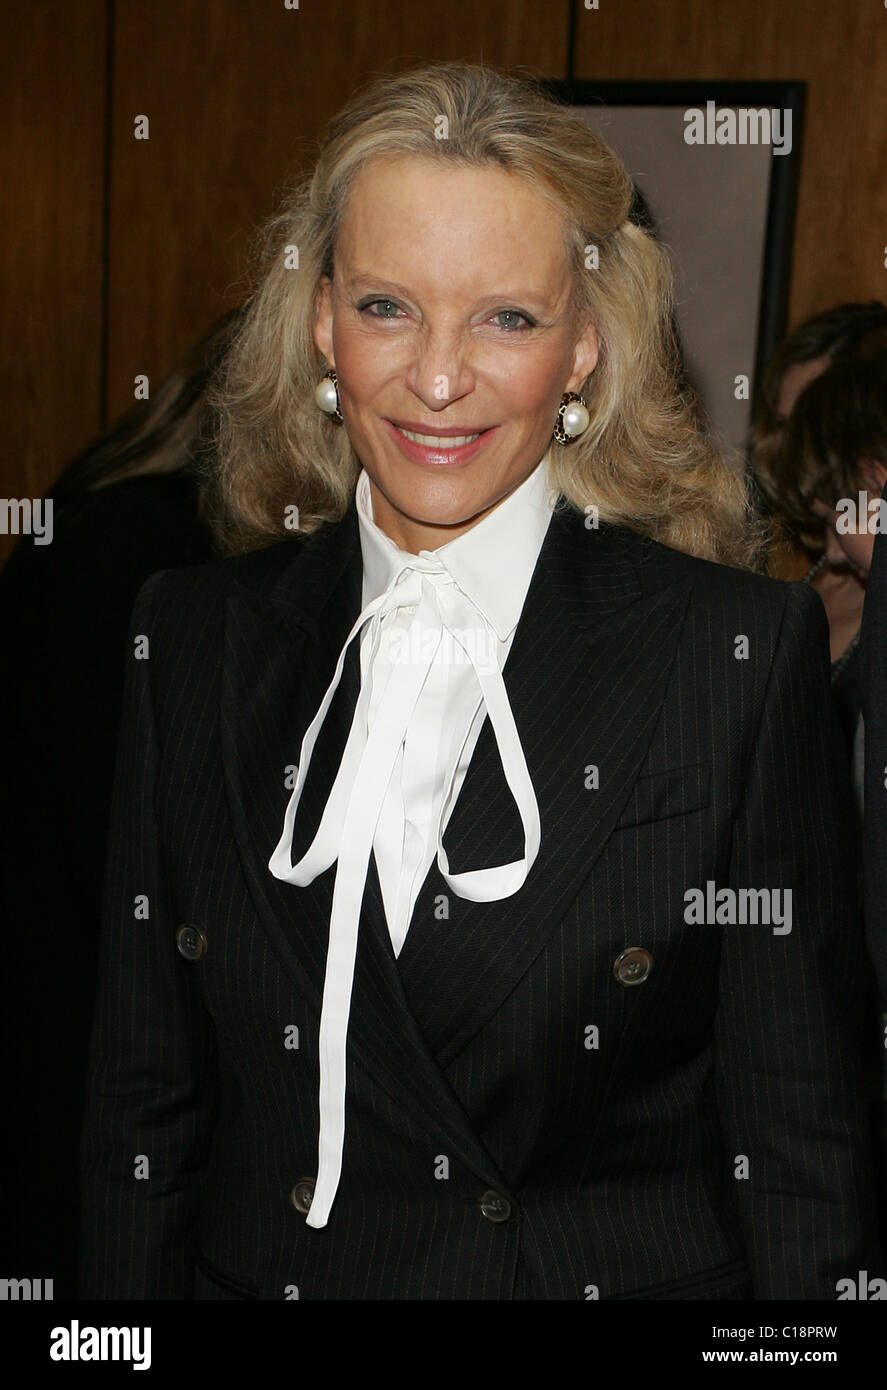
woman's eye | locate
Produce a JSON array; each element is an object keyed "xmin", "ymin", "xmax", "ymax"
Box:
[
  {"xmin": 359, "ymin": 299, "xmax": 402, "ymax": 319},
  {"xmin": 491, "ymin": 309, "xmax": 533, "ymax": 331}
]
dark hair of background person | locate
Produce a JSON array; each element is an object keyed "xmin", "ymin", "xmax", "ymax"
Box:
[
  {"xmin": 48, "ymin": 306, "xmax": 245, "ymax": 533},
  {"xmin": 776, "ymin": 326, "xmax": 887, "ymax": 769},
  {"xmin": 751, "ymin": 300, "xmax": 887, "ymax": 552},
  {"xmin": 0, "ymin": 307, "xmax": 242, "ymax": 1299},
  {"xmin": 778, "ymin": 326, "xmax": 887, "ymax": 531}
]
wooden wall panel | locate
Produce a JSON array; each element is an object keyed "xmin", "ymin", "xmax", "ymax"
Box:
[
  {"xmin": 572, "ymin": 0, "xmax": 887, "ymax": 331},
  {"xmin": 105, "ymin": 0, "xmax": 569, "ymax": 422},
  {"xmin": 1, "ymin": 1, "xmax": 106, "ymax": 563}
]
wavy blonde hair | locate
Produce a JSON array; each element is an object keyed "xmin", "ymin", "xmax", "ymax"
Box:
[{"xmin": 210, "ymin": 62, "xmax": 767, "ymax": 568}]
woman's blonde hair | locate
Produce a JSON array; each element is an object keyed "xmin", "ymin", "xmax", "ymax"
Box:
[{"xmin": 209, "ymin": 61, "xmax": 766, "ymax": 568}]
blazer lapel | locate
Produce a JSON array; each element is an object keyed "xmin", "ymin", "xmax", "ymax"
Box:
[{"xmin": 387, "ymin": 503, "xmax": 695, "ymax": 1065}]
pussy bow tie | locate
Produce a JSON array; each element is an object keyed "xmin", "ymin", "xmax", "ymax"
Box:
[{"xmin": 268, "ymin": 552, "xmax": 541, "ymax": 1229}]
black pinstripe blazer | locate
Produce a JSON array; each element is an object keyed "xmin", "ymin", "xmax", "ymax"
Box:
[{"xmin": 79, "ymin": 492, "xmax": 883, "ymax": 1300}]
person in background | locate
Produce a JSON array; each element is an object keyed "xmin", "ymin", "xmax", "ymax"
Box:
[
  {"xmin": 751, "ymin": 299, "xmax": 887, "ymax": 577},
  {"xmin": 0, "ymin": 307, "xmax": 241, "ymax": 1297},
  {"xmin": 766, "ymin": 327, "xmax": 887, "ymax": 1256},
  {"xmin": 862, "ymin": 472, "xmax": 887, "ymax": 1064},
  {"xmin": 751, "ymin": 307, "xmax": 887, "ymax": 840},
  {"xmin": 749, "ymin": 308, "xmax": 887, "ymax": 963},
  {"xmin": 755, "ymin": 325, "xmax": 887, "ymax": 825}
]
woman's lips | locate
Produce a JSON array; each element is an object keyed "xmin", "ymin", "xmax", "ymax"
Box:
[{"xmin": 384, "ymin": 418, "xmax": 496, "ymax": 467}]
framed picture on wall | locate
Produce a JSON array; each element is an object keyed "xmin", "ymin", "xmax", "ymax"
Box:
[{"xmin": 542, "ymin": 79, "xmax": 806, "ymax": 464}]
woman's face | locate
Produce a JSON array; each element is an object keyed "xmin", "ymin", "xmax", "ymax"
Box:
[{"xmin": 313, "ymin": 153, "xmax": 600, "ymax": 552}]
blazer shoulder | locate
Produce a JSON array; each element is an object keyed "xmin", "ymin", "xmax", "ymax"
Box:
[
  {"xmin": 613, "ymin": 527, "xmax": 831, "ymax": 677},
  {"xmin": 614, "ymin": 522, "xmax": 806, "ymax": 614},
  {"xmin": 132, "ymin": 518, "xmax": 355, "ymax": 656},
  {"xmin": 137, "ymin": 533, "xmax": 309, "ymax": 614}
]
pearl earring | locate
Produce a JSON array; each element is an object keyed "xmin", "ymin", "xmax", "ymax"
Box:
[
  {"xmin": 314, "ymin": 368, "xmax": 343, "ymax": 423},
  {"xmin": 553, "ymin": 391, "xmax": 590, "ymax": 445}
]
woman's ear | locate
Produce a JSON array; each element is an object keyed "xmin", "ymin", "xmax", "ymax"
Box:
[
  {"xmin": 567, "ymin": 318, "xmax": 600, "ymax": 395},
  {"xmin": 313, "ymin": 276, "xmax": 335, "ymax": 365}
]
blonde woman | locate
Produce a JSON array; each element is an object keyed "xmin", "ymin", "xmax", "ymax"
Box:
[{"xmin": 80, "ymin": 62, "xmax": 881, "ymax": 1301}]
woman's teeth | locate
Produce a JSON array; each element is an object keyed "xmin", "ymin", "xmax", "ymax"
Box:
[{"xmin": 398, "ymin": 427, "xmax": 481, "ymax": 446}]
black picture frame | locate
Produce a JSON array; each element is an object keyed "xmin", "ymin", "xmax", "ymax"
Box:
[{"xmin": 542, "ymin": 79, "xmax": 807, "ymax": 459}]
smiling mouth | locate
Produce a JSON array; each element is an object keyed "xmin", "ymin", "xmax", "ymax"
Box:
[
  {"xmin": 395, "ymin": 426, "xmax": 482, "ymax": 447},
  {"xmin": 384, "ymin": 418, "xmax": 495, "ymax": 466}
]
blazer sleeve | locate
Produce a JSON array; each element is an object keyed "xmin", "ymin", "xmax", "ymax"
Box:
[
  {"xmin": 715, "ymin": 580, "xmax": 883, "ymax": 1299},
  {"xmin": 79, "ymin": 569, "xmax": 218, "ymax": 1298}
]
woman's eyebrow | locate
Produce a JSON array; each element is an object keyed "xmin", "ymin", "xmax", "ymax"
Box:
[
  {"xmin": 346, "ymin": 273, "xmax": 414, "ymax": 297},
  {"xmin": 345, "ymin": 272, "xmax": 558, "ymax": 312}
]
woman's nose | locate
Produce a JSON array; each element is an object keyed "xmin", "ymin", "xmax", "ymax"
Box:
[{"xmin": 404, "ymin": 330, "xmax": 475, "ymax": 410}]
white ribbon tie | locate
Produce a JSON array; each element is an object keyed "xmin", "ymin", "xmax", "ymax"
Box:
[{"xmin": 268, "ymin": 554, "xmax": 541, "ymax": 1228}]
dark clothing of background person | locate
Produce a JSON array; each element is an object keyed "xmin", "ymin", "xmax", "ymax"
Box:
[
  {"xmin": 861, "ymin": 481, "xmax": 887, "ymax": 1007},
  {"xmin": 801, "ymin": 557, "xmax": 864, "ymax": 819},
  {"xmin": 832, "ymin": 643, "xmax": 862, "ymax": 769},
  {"xmin": 860, "ymin": 480, "xmax": 887, "ymax": 1255},
  {"xmin": 0, "ymin": 472, "xmax": 214, "ymax": 1298},
  {"xmin": 825, "ymin": 602, "xmax": 887, "ymax": 1255}
]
